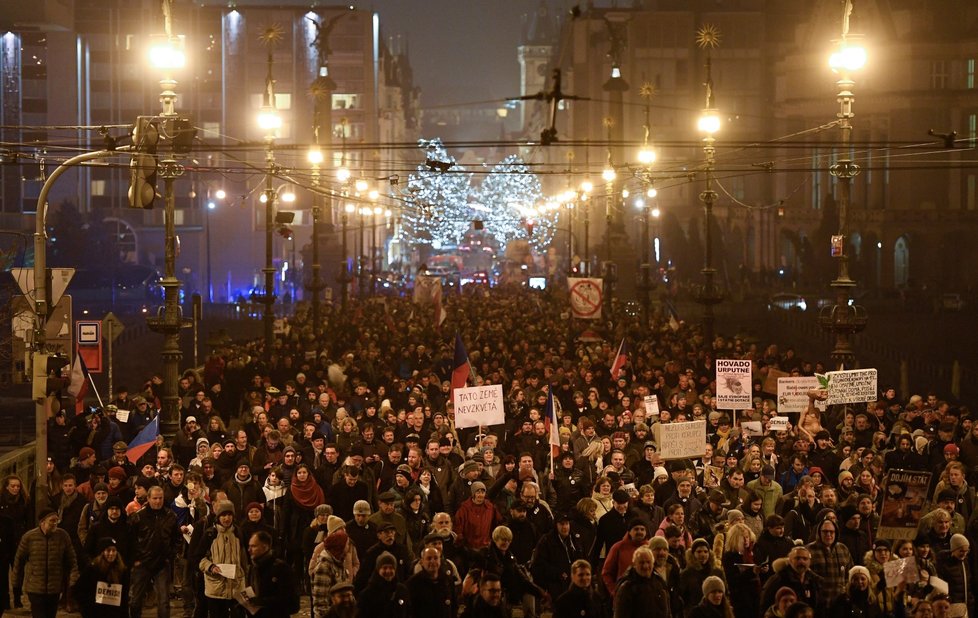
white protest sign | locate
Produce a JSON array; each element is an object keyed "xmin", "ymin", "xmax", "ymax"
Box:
[
  {"xmin": 453, "ymin": 384, "xmax": 505, "ymax": 429},
  {"xmin": 217, "ymin": 563, "xmax": 237, "ymax": 579},
  {"xmin": 769, "ymin": 416, "xmax": 790, "ymax": 432},
  {"xmin": 883, "ymin": 556, "xmax": 918, "ymax": 588},
  {"xmin": 777, "ymin": 377, "xmax": 827, "ymax": 414},
  {"xmin": 715, "ymin": 359, "xmax": 752, "ymax": 410},
  {"xmin": 96, "ymin": 581, "xmax": 123, "ymax": 606},
  {"xmin": 115, "ymin": 409, "xmax": 130, "ymax": 423},
  {"xmin": 657, "ymin": 420, "xmax": 707, "ymax": 460},
  {"xmin": 742, "ymin": 421, "xmax": 763, "ymax": 437},
  {"xmin": 823, "ymin": 369, "xmax": 878, "ymax": 405},
  {"xmin": 644, "ymin": 395, "xmax": 660, "ymax": 417}
]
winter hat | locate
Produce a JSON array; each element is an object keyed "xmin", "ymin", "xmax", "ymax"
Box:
[
  {"xmin": 246, "ymin": 502, "xmax": 263, "ymax": 515},
  {"xmin": 37, "ymin": 507, "xmax": 57, "ymax": 523},
  {"xmin": 691, "ymin": 538, "xmax": 711, "ymax": 553},
  {"xmin": 648, "ymin": 536, "xmax": 668, "ymax": 550},
  {"xmin": 838, "ymin": 470, "xmax": 854, "ymax": 485},
  {"xmin": 93, "ymin": 482, "xmax": 109, "ymax": 494},
  {"xmin": 326, "ymin": 515, "xmax": 346, "ymax": 535},
  {"xmin": 727, "ymin": 510, "xmax": 744, "ymax": 524},
  {"xmin": 702, "ymin": 575, "xmax": 726, "ymax": 596},
  {"xmin": 376, "ymin": 551, "xmax": 397, "ymax": 569},
  {"xmin": 775, "ymin": 587, "xmax": 797, "ymax": 605},
  {"xmin": 653, "ymin": 466, "xmax": 669, "ymax": 481},
  {"xmin": 353, "ymin": 500, "xmax": 372, "ymax": 515},
  {"xmin": 215, "ymin": 501, "xmax": 234, "ymax": 517},
  {"xmin": 951, "ymin": 533, "xmax": 970, "ymax": 552},
  {"xmin": 79, "ymin": 447, "xmax": 96, "ymax": 460},
  {"xmin": 108, "ymin": 467, "xmax": 127, "ymax": 481},
  {"xmin": 315, "ymin": 504, "xmax": 332, "ymax": 517},
  {"xmin": 196, "ymin": 437, "xmax": 210, "ymax": 450},
  {"xmin": 323, "ymin": 530, "xmax": 348, "ymax": 557},
  {"xmin": 96, "ymin": 537, "xmax": 118, "ymax": 554},
  {"xmin": 470, "ymin": 481, "xmax": 487, "ymax": 495},
  {"xmin": 915, "ymin": 436, "xmax": 929, "ymax": 453},
  {"xmin": 849, "ymin": 565, "xmax": 871, "ymax": 582}
]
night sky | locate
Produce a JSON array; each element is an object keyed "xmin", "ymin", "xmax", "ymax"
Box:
[{"xmin": 371, "ymin": 0, "xmax": 562, "ymax": 107}]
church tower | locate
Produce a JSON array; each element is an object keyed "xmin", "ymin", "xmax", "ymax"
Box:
[{"xmin": 517, "ymin": 0, "xmax": 556, "ymax": 134}]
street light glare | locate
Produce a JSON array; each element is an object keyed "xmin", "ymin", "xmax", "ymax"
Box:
[
  {"xmin": 651, "ymin": 207, "xmax": 661, "ymax": 218},
  {"xmin": 830, "ymin": 41, "xmax": 867, "ymax": 73},
  {"xmin": 307, "ymin": 147, "xmax": 324, "ymax": 165},
  {"xmin": 336, "ymin": 167, "xmax": 351, "ymax": 183},
  {"xmin": 344, "ymin": 203, "xmax": 355, "ymax": 213},
  {"xmin": 281, "ymin": 190, "xmax": 296, "ymax": 203},
  {"xmin": 634, "ymin": 198, "xmax": 645, "ymax": 210},
  {"xmin": 601, "ymin": 167, "xmax": 616, "ymax": 182},
  {"xmin": 207, "ymin": 201, "xmax": 216, "ymax": 210},
  {"xmin": 368, "ymin": 189, "xmax": 380, "ymax": 201},
  {"xmin": 257, "ymin": 108, "xmax": 282, "ymax": 131},
  {"xmin": 638, "ymin": 147, "xmax": 656, "ymax": 165},
  {"xmin": 647, "ymin": 187, "xmax": 658, "ymax": 198},
  {"xmin": 355, "ymin": 179, "xmax": 369, "ymax": 192},
  {"xmin": 580, "ymin": 180, "xmax": 594, "ymax": 194},
  {"xmin": 149, "ymin": 41, "xmax": 186, "ymax": 70},
  {"xmin": 215, "ymin": 189, "xmax": 226, "ymax": 200},
  {"xmin": 698, "ymin": 110, "xmax": 721, "ymax": 135}
]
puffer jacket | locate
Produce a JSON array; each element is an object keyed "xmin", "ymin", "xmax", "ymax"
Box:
[
  {"xmin": 198, "ymin": 523, "xmax": 246, "ymax": 600},
  {"xmin": 13, "ymin": 526, "xmax": 79, "ymax": 594}
]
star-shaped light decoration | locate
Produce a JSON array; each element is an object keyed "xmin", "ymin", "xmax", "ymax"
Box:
[
  {"xmin": 639, "ymin": 81, "xmax": 657, "ymax": 100},
  {"xmin": 258, "ymin": 23, "xmax": 285, "ymax": 47},
  {"xmin": 696, "ymin": 24, "xmax": 721, "ymax": 49}
]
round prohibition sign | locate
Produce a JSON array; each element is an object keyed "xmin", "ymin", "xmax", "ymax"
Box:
[{"xmin": 569, "ymin": 280, "xmax": 602, "ymax": 317}]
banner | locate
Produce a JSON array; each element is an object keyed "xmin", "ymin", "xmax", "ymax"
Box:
[
  {"xmin": 567, "ymin": 278, "xmax": 603, "ymax": 319},
  {"xmin": 715, "ymin": 359, "xmax": 752, "ymax": 410},
  {"xmin": 878, "ymin": 470, "xmax": 932, "ymax": 540},
  {"xmin": 96, "ymin": 581, "xmax": 122, "ymax": 606},
  {"xmin": 769, "ymin": 416, "xmax": 790, "ymax": 432},
  {"xmin": 643, "ymin": 395, "xmax": 660, "ymax": 417},
  {"xmin": 823, "ymin": 368, "xmax": 878, "ymax": 405},
  {"xmin": 656, "ymin": 420, "xmax": 707, "ymax": 460},
  {"xmin": 453, "ymin": 384, "xmax": 505, "ymax": 429},
  {"xmin": 778, "ymin": 376, "xmax": 827, "ymax": 414}
]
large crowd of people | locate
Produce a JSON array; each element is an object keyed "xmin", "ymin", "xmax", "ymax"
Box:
[{"xmin": 4, "ymin": 287, "xmax": 972, "ymax": 618}]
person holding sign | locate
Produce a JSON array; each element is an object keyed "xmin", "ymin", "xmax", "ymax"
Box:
[
  {"xmin": 198, "ymin": 501, "xmax": 248, "ymax": 617},
  {"xmin": 73, "ymin": 537, "xmax": 129, "ymax": 617}
]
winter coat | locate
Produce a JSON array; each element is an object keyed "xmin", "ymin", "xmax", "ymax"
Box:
[
  {"xmin": 198, "ymin": 523, "xmax": 246, "ymax": 600},
  {"xmin": 73, "ymin": 557, "xmax": 129, "ymax": 618},
  {"xmin": 127, "ymin": 504, "xmax": 179, "ymax": 573},
  {"xmin": 807, "ymin": 538, "xmax": 853, "ymax": 606},
  {"xmin": 309, "ymin": 550, "xmax": 349, "ymax": 614},
  {"xmin": 454, "ymin": 498, "xmax": 503, "ymax": 551},
  {"xmin": 554, "ymin": 583, "xmax": 603, "ymax": 618},
  {"xmin": 603, "ymin": 534, "xmax": 650, "ymax": 595},
  {"xmin": 406, "ymin": 570, "xmax": 457, "ymax": 618},
  {"xmin": 357, "ymin": 571, "xmax": 410, "ymax": 618},
  {"xmin": 614, "ymin": 565, "xmax": 673, "ymax": 618},
  {"xmin": 531, "ymin": 529, "xmax": 586, "ymax": 599},
  {"xmin": 13, "ymin": 525, "xmax": 79, "ymax": 594},
  {"xmin": 679, "ymin": 560, "xmax": 726, "ymax": 616},
  {"xmin": 222, "ymin": 475, "xmax": 264, "ymax": 522}
]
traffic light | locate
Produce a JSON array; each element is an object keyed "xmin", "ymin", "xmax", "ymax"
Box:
[{"xmin": 128, "ymin": 116, "xmax": 159, "ymax": 209}]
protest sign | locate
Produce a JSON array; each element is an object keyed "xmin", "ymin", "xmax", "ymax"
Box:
[
  {"xmin": 822, "ymin": 369, "xmax": 878, "ymax": 405},
  {"xmin": 878, "ymin": 470, "xmax": 932, "ymax": 539},
  {"xmin": 657, "ymin": 420, "xmax": 707, "ymax": 460},
  {"xmin": 883, "ymin": 556, "xmax": 918, "ymax": 588},
  {"xmin": 115, "ymin": 409, "xmax": 130, "ymax": 423},
  {"xmin": 715, "ymin": 360, "xmax": 752, "ymax": 410},
  {"xmin": 453, "ymin": 384, "xmax": 505, "ymax": 429},
  {"xmin": 769, "ymin": 416, "xmax": 790, "ymax": 432},
  {"xmin": 777, "ymin": 376, "xmax": 827, "ymax": 414},
  {"xmin": 705, "ymin": 465, "xmax": 724, "ymax": 488},
  {"xmin": 644, "ymin": 395, "xmax": 660, "ymax": 417},
  {"xmin": 763, "ymin": 369, "xmax": 789, "ymax": 395},
  {"xmin": 742, "ymin": 421, "xmax": 763, "ymax": 437},
  {"xmin": 96, "ymin": 581, "xmax": 123, "ymax": 606}
]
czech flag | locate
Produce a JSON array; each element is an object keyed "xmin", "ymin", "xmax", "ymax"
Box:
[
  {"xmin": 126, "ymin": 415, "xmax": 159, "ymax": 464},
  {"xmin": 66, "ymin": 354, "xmax": 89, "ymax": 414},
  {"xmin": 451, "ymin": 333, "xmax": 470, "ymax": 392},
  {"xmin": 544, "ymin": 386, "xmax": 561, "ymax": 459},
  {"xmin": 610, "ymin": 338, "xmax": 629, "ymax": 380}
]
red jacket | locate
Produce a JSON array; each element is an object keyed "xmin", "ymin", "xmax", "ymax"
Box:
[
  {"xmin": 453, "ymin": 498, "xmax": 503, "ymax": 551},
  {"xmin": 602, "ymin": 534, "xmax": 650, "ymax": 594}
]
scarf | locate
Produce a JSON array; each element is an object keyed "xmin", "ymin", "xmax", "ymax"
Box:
[{"xmin": 289, "ymin": 475, "xmax": 324, "ymax": 509}]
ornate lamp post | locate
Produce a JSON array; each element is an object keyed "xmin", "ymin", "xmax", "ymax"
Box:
[
  {"xmin": 694, "ymin": 25, "xmax": 723, "ymax": 349},
  {"xmin": 253, "ymin": 25, "xmax": 283, "ymax": 364},
  {"xmin": 636, "ymin": 82, "xmax": 657, "ymax": 328},
  {"xmin": 818, "ymin": 0, "xmax": 868, "ymax": 368}
]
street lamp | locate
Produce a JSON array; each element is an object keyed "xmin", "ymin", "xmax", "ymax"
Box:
[
  {"xmin": 144, "ymin": 5, "xmax": 189, "ymax": 443},
  {"xmin": 695, "ymin": 27, "xmax": 724, "ymax": 350},
  {"xmin": 306, "ymin": 145, "xmax": 325, "ymax": 356},
  {"xmin": 818, "ymin": 0, "xmax": 868, "ymax": 368},
  {"xmin": 253, "ymin": 29, "xmax": 282, "ymax": 364},
  {"xmin": 579, "ymin": 179, "xmax": 592, "ymax": 275}
]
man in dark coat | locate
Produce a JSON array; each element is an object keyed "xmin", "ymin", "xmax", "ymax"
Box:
[
  {"xmin": 614, "ymin": 546, "xmax": 673, "ymax": 618},
  {"xmin": 760, "ymin": 545, "xmax": 824, "ymax": 613},
  {"xmin": 553, "ymin": 558, "xmax": 602, "ymax": 618},
  {"xmin": 127, "ymin": 485, "xmax": 180, "ymax": 618},
  {"xmin": 531, "ymin": 513, "xmax": 586, "ymax": 601},
  {"xmin": 406, "ymin": 547, "xmax": 457, "ymax": 618},
  {"xmin": 246, "ymin": 530, "xmax": 298, "ymax": 617}
]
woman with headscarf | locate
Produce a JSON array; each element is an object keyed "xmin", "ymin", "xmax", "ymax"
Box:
[{"xmin": 286, "ymin": 464, "xmax": 325, "ymax": 584}]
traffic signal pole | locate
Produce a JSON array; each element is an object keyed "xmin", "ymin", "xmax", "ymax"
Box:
[{"xmin": 32, "ymin": 148, "xmax": 129, "ymax": 485}]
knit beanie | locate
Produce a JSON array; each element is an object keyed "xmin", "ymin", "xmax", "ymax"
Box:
[
  {"xmin": 323, "ymin": 530, "xmax": 348, "ymax": 557},
  {"xmin": 326, "ymin": 515, "xmax": 346, "ymax": 535},
  {"xmin": 951, "ymin": 533, "xmax": 970, "ymax": 552},
  {"xmin": 849, "ymin": 565, "xmax": 871, "ymax": 582},
  {"xmin": 376, "ymin": 551, "xmax": 397, "ymax": 569},
  {"xmin": 775, "ymin": 587, "xmax": 797, "ymax": 605},
  {"xmin": 648, "ymin": 536, "xmax": 668, "ymax": 550},
  {"xmin": 702, "ymin": 575, "xmax": 726, "ymax": 596}
]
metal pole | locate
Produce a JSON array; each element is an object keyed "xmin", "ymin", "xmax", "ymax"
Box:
[
  {"xmin": 205, "ymin": 203, "xmax": 212, "ymax": 302},
  {"xmin": 700, "ymin": 140, "xmax": 718, "ymax": 348},
  {"xmin": 262, "ymin": 147, "xmax": 276, "ymax": 364},
  {"xmin": 583, "ymin": 200, "xmax": 590, "ymax": 277},
  {"xmin": 157, "ymin": 158, "xmax": 184, "ymax": 442},
  {"xmin": 341, "ymin": 208, "xmax": 348, "ymax": 310},
  {"xmin": 358, "ymin": 211, "xmax": 365, "ymax": 299},
  {"xmin": 641, "ymin": 203, "xmax": 650, "ymax": 328},
  {"xmin": 107, "ymin": 321, "xmax": 113, "ymax": 400}
]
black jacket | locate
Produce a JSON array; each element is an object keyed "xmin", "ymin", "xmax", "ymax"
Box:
[
  {"xmin": 247, "ymin": 549, "xmax": 297, "ymax": 617},
  {"xmin": 614, "ymin": 566, "xmax": 673, "ymax": 618},
  {"xmin": 531, "ymin": 529, "xmax": 586, "ymax": 598},
  {"xmin": 126, "ymin": 505, "xmax": 179, "ymax": 572},
  {"xmin": 406, "ymin": 570, "xmax": 457, "ymax": 618},
  {"xmin": 357, "ymin": 572, "xmax": 411, "ymax": 618},
  {"xmin": 554, "ymin": 583, "xmax": 603, "ymax": 618}
]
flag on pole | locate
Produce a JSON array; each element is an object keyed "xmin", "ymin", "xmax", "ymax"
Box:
[
  {"xmin": 665, "ymin": 300, "xmax": 681, "ymax": 331},
  {"xmin": 544, "ymin": 386, "xmax": 561, "ymax": 458},
  {"xmin": 126, "ymin": 415, "xmax": 160, "ymax": 464},
  {"xmin": 66, "ymin": 353, "xmax": 90, "ymax": 414},
  {"xmin": 610, "ymin": 338, "xmax": 629, "ymax": 379},
  {"xmin": 451, "ymin": 333, "xmax": 470, "ymax": 392}
]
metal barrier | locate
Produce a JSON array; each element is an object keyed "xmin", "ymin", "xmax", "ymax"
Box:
[{"xmin": 0, "ymin": 441, "xmax": 36, "ymax": 486}]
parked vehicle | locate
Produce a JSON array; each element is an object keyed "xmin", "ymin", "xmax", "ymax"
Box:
[{"xmin": 767, "ymin": 292, "xmax": 807, "ymax": 312}]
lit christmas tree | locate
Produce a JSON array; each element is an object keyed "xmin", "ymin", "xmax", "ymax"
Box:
[
  {"xmin": 475, "ymin": 155, "xmax": 556, "ymax": 251},
  {"xmin": 398, "ymin": 139, "xmax": 473, "ymax": 251}
]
